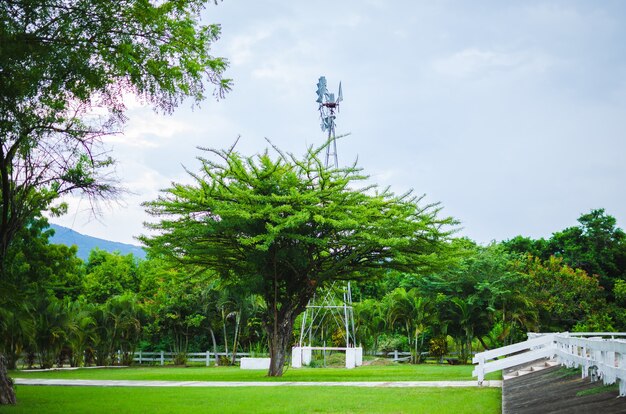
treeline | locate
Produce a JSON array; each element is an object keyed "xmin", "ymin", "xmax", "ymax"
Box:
[{"xmin": 1, "ymin": 209, "xmax": 625, "ymax": 368}]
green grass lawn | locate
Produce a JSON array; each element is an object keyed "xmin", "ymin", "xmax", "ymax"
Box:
[
  {"xmin": 3, "ymin": 386, "xmax": 501, "ymax": 414},
  {"xmin": 10, "ymin": 364, "xmax": 501, "ymax": 382},
  {"xmin": 5, "ymin": 365, "xmax": 501, "ymax": 413}
]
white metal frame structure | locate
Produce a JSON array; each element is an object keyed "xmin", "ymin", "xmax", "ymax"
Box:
[{"xmin": 293, "ymin": 282, "xmax": 361, "ymax": 369}]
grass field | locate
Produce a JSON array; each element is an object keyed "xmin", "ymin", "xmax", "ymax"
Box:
[
  {"xmin": 10, "ymin": 364, "xmax": 501, "ymax": 382},
  {"xmin": 4, "ymin": 364, "xmax": 502, "ymax": 413},
  {"xmin": 4, "ymin": 386, "xmax": 500, "ymax": 413}
]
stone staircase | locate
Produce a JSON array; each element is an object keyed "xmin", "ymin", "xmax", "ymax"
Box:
[
  {"xmin": 503, "ymin": 359, "xmax": 559, "ymax": 381},
  {"xmin": 502, "ymin": 364, "xmax": 626, "ymax": 414}
]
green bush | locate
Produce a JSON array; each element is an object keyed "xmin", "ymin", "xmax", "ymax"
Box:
[
  {"xmin": 429, "ymin": 337, "xmax": 448, "ymax": 362},
  {"xmin": 308, "ymin": 351, "xmax": 346, "ymax": 368},
  {"xmin": 377, "ymin": 334, "xmax": 409, "ymax": 353},
  {"xmin": 172, "ymin": 353, "xmax": 187, "ymax": 366}
]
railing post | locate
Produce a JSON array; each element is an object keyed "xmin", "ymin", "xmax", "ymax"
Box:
[
  {"xmin": 394, "ymin": 350, "xmax": 398, "ymax": 362},
  {"xmin": 476, "ymin": 355, "xmax": 485, "ymax": 385},
  {"xmin": 617, "ymin": 352, "xmax": 626, "ymax": 397},
  {"xmin": 138, "ymin": 351, "xmax": 142, "ymax": 365},
  {"xmin": 160, "ymin": 350, "xmax": 164, "ymax": 366},
  {"xmin": 206, "ymin": 350, "xmax": 210, "ymax": 367}
]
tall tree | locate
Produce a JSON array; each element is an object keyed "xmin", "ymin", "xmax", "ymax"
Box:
[
  {"xmin": 0, "ymin": 0, "xmax": 230, "ymax": 266},
  {"xmin": 141, "ymin": 143, "xmax": 456, "ymax": 376},
  {"xmin": 549, "ymin": 209, "xmax": 626, "ymax": 295},
  {"xmin": 0, "ymin": 1, "xmax": 230, "ymax": 402}
]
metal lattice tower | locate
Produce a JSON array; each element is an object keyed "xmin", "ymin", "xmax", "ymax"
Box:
[{"xmin": 298, "ymin": 77, "xmax": 356, "ymax": 349}]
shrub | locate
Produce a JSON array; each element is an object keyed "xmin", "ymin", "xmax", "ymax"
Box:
[
  {"xmin": 377, "ymin": 334, "xmax": 409, "ymax": 353},
  {"xmin": 429, "ymin": 337, "xmax": 448, "ymax": 363}
]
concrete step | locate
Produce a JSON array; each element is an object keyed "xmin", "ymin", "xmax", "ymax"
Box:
[{"xmin": 504, "ymin": 360, "xmax": 560, "ymax": 380}]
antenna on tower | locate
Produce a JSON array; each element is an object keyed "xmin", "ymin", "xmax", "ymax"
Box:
[
  {"xmin": 316, "ymin": 76, "xmax": 342, "ymax": 168},
  {"xmin": 291, "ymin": 77, "xmax": 361, "ymax": 369}
]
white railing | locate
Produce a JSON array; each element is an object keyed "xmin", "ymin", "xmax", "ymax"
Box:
[
  {"xmin": 472, "ymin": 333, "xmax": 556, "ymax": 384},
  {"xmin": 553, "ymin": 333, "xmax": 626, "ymax": 396},
  {"xmin": 473, "ymin": 332, "xmax": 626, "ymax": 396}
]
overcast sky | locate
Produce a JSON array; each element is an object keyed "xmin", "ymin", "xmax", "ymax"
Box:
[{"xmin": 52, "ymin": 0, "xmax": 626, "ymax": 246}]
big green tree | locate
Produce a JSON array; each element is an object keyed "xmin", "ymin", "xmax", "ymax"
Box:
[
  {"xmin": 0, "ymin": 0, "xmax": 230, "ymax": 267},
  {"xmin": 0, "ymin": 0, "xmax": 230, "ymax": 403},
  {"xmin": 141, "ymin": 143, "xmax": 456, "ymax": 376}
]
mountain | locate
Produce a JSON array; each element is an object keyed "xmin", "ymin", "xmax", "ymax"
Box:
[{"xmin": 48, "ymin": 223, "xmax": 147, "ymax": 261}]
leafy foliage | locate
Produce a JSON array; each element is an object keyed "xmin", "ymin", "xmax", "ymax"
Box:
[
  {"xmin": 513, "ymin": 255, "xmax": 609, "ymax": 332},
  {"xmin": 141, "ymin": 142, "xmax": 457, "ymax": 375},
  {"xmin": 503, "ymin": 209, "xmax": 626, "ymax": 299},
  {"xmin": 0, "ymin": 0, "xmax": 231, "ymax": 269},
  {"xmin": 83, "ymin": 249, "xmax": 139, "ymax": 304}
]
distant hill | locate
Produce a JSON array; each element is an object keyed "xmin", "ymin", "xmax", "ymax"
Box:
[{"xmin": 48, "ymin": 223, "xmax": 147, "ymax": 261}]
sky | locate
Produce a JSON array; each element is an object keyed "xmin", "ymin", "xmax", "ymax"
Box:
[{"xmin": 52, "ymin": 0, "xmax": 626, "ymax": 246}]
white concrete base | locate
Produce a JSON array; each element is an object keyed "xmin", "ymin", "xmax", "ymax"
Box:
[
  {"xmin": 292, "ymin": 347, "xmax": 302, "ymax": 368},
  {"xmin": 346, "ymin": 348, "xmax": 356, "ymax": 369},
  {"xmin": 240, "ymin": 357, "xmax": 271, "ymax": 370},
  {"xmin": 302, "ymin": 347, "xmax": 312, "ymax": 365},
  {"xmin": 291, "ymin": 347, "xmax": 364, "ymax": 368}
]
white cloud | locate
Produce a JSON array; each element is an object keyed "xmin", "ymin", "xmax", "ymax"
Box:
[
  {"xmin": 432, "ymin": 48, "xmax": 553, "ymax": 79},
  {"xmin": 228, "ymin": 29, "xmax": 273, "ymax": 65},
  {"xmin": 104, "ymin": 109, "xmax": 199, "ymax": 148}
]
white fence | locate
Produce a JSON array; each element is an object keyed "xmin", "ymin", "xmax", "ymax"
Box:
[
  {"xmin": 472, "ymin": 332, "xmax": 626, "ymax": 396},
  {"xmin": 132, "ymin": 349, "xmax": 415, "ymax": 366},
  {"xmin": 132, "ymin": 351, "xmax": 256, "ymax": 366}
]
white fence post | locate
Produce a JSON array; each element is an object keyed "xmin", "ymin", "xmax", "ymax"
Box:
[
  {"xmin": 617, "ymin": 352, "xmax": 626, "ymax": 397},
  {"xmin": 476, "ymin": 355, "xmax": 485, "ymax": 385},
  {"xmin": 160, "ymin": 350, "xmax": 164, "ymax": 366},
  {"xmin": 206, "ymin": 351, "xmax": 210, "ymax": 367},
  {"xmin": 138, "ymin": 351, "xmax": 142, "ymax": 364}
]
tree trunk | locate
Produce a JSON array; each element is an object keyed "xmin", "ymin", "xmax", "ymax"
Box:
[
  {"xmin": 0, "ymin": 354, "xmax": 16, "ymax": 405},
  {"xmin": 231, "ymin": 311, "xmax": 240, "ymax": 365},
  {"xmin": 477, "ymin": 336, "xmax": 491, "ymax": 351},
  {"xmin": 209, "ymin": 327, "xmax": 219, "ymax": 367},
  {"xmin": 267, "ymin": 314, "xmax": 296, "ymax": 377},
  {"xmin": 222, "ymin": 310, "xmax": 229, "ymax": 356}
]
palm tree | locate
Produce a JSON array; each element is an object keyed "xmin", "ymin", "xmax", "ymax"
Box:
[
  {"xmin": 106, "ymin": 294, "xmax": 143, "ymax": 365},
  {"xmin": 65, "ymin": 299, "xmax": 96, "ymax": 367},
  {"xmin": 354, "ymin": 299, "xmax": 386, "ymax": 352},
  {"xmin": 200, "ymin": 282, "xmax": 224, "ymax": 366},
  {"xmin": 385, "ymin": 288, "xmax": 434, "ymax": 363},
  {"xmin": 91, "ymin": 305, "xmax": 113, "ymax": 366},
  {"xmin": 0, "ymin": 304, "xmax": 34, "ymax": 369},
  {"xmin": 91, "ymin": 294, "xmax": 142, "ymax": 366},
  {"xmin": 33, "ymin": 297, "xmax": 69, "ymax": 368}
]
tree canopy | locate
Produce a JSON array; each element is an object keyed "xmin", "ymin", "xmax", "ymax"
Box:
[
  {"xmin": 0, "ymin": 0, "xmax": 230, "ymax": 264},
  {"xmin": 141, "ymin": 143, "xmax": 457, "ymax": 375},
  {"xmin": 503, "ymin": 208, "xmax": 626, "ymax": 299}
]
